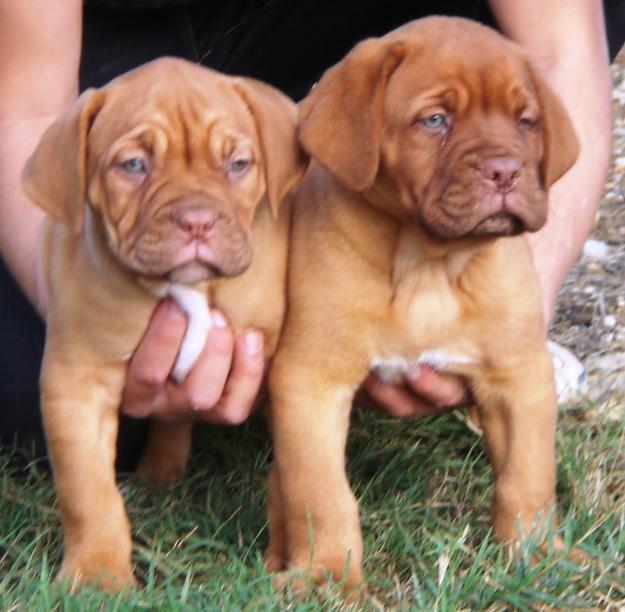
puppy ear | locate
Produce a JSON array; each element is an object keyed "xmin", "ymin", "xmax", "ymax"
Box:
[
  {"xmin": 232, "ymin": 78, "xmax": 309, "ymax": 218},
  {"xmin": 22, "ymin": 89, "xmax": 105, "ymax": 235},
  {"xmin": 299, "ymin": 39, "xmax": 406, "ymax": 192},
  {"xmin": 527, "ymin": 64, "xmax": 580, "ymax": 187}
]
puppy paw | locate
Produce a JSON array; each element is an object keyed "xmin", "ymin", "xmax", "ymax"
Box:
[
  {"xmin": 504, "ymin": 534, "xmax": 588, "ymax": 567},
  {"xmin": 263, "ymin": 546, "xmax": 286, "ymax": 573},
  {"xmin": 271, "ymin": 549, "xmax": 365, "ymax": 602},
  {"xmin": 273, "ymin": 561, "xmax": 366, "ymax": 603},
  {"xmin": 544, "ymin": 535, "xmax": 589, "ymax": 565},
  {"xmin": 57, "ymin": 557, "xmax": 135, "ymax": 593}
]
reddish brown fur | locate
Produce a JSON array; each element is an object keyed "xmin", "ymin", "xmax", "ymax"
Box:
[
  {"xmin": 267, "ymin": 17, "xmax": 579, "ymax": 596},
  {"xmin": 22, "ymin": 57, "xmax": 307, "ymax": 590}
]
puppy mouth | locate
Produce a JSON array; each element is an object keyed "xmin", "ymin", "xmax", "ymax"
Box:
[
  {"xmin": 470, "ymin": 212, "xmax": 524, "ymax": 236},
  {"xmin": 166, "ymin": 260, "xmax": 220, "ymax": 283},
  {"xmin": 126, "ymin": 240, "xmax": 252, "ymax": 283},
  {"xmin": 164, "ymin": 241, "xmax": 250, "ymax": 283}
]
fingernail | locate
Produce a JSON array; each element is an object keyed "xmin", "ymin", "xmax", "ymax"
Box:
[
  {"xmin": 244, "ymin": 330, "xmax": 263, "ymax": 355},
  {"xmin": 406, "ymin": 364, "xmax": 423, "ymax": 381},
  {"xmin": 212, "ymin": 310, "xmax": 228, "ymax": 328}
]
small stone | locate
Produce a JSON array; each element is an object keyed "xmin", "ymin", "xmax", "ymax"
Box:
[
  {"xmin": 604, "ymin": 314, "xmax": 617, "ymax": 328},
  {"xmin": 583, "ymin": 238, "xmax": 610, "ymax": 261}
]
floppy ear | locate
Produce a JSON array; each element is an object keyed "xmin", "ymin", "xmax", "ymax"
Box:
[
  {"xmin": 232, "ymin": 78, "xmax": 309, "ymax": 217},
  {"xmin": 527, "ymin": 64, "xmax": 580, "ymax": 188},
  {"xmin": 299, "ymin": 38, "xmax": 406, "ymax": 193},
  {"xmin": 22, "ymin": 88, "xmax": 106, "ymax": 235}
]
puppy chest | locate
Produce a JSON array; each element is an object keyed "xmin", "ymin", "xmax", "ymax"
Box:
[{"xmin": 373, "ymin": 277, "xmax": 478, "ymax": 382}]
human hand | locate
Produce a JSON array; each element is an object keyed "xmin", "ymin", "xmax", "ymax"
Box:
[
  {"xmin": 359, "ymin": 365, "xmax": 470, "ymax": 418},
  {"xmin": 121, "ymin": 299, "xmax": 265, "ymax": 425}
]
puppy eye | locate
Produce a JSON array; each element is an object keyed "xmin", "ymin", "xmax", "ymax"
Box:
[
  {"xmin": 119, "ymin": 157, "xmax": 147, "ymax": 174},
  {"xmin": 227, "ymin": 157, "xmax": 252, "ymax": 177},
  {"xmin": 518, "ymin": 115, "xmax": 536, "ymax": 130},
  {"xmin": 420, "ymin": 113, "xmax": 448, "ymax": 130}
]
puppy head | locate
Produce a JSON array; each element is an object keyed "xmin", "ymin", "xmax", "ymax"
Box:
[
  {"xmin": 299, "ymin": 17, "xmax": 579, "ymax": 239},
  {"xmin": 23, "ymin": 58, "xmax": 308, "ymax": 283}
]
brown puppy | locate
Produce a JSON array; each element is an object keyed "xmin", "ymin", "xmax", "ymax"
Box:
[
  {"xmin": 267, "ymin": 17, "xmax": 579, "ymax": 594},
  {"xmin": 22, "ymin": 57, "xmax": 307, "ymax": 590}
]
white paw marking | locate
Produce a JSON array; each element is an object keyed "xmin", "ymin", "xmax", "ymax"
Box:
[
  {"xmin": 167, "ymin": 284, "xmax": 212, "ymax": 382},
  {"xmin": 370, "ymin": 350, "xmax": 475, "ymax": 382},
  {"xmin": 369, "ymin": 356, "xmax": 411, "ymax": 383},
  {"xmin": 416, "ymin": 350, "xmax": 474, "ymax": 371}
]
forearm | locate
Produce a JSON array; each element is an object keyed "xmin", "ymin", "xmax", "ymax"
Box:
[
  {"xmin": 489, "ymin": 0, "xmax": 613, "ymax": 322},
  {"xmin": 0, "ymin": 120, "xmax": 54, "ymax": 312},
  {"xmin": 0, "ymin": 0, "xmax": 82, "ymax": 314}
]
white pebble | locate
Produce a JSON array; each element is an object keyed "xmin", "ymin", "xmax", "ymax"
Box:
[
  {"xmin": 582, "ymin": 239, "xmax": 609, "ymax": 260},
  {"xmin": 604, "ymin": 314, "xmax": 617, "ymax": 328}
]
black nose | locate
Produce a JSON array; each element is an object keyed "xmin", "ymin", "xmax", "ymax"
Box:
[{"xmin": 481, "ymin": 156, "xmax": 522, "ymax": 193}]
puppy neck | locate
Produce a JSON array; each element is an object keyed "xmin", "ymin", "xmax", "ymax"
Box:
[{"xmin": 393, "ymin": 223, "xmax": 496, "ymax": 285}]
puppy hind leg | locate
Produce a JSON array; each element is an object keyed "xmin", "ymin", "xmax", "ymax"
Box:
[
  {"xmin": 135, "ymin": 422, "xmax": 193, "ymax": 484},
  {"xmin": 264, "ymin": 464, "xmax": 288, "ymax": 572}
]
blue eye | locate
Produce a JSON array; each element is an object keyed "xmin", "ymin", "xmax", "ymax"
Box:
[
  {"xmin": 119, "ymin": 157, "xmax": 147, "ymax": 173},
  {"xmin": 228, "ymin": 158, "xmax": 251, "ymax": 176},
  {"xmin": 518, "ymin": 115, "xmax": 536, "ymax": 130},
  {"xmin": 421, "ymin": 113, "xmax": 447, "ymax": 130}
]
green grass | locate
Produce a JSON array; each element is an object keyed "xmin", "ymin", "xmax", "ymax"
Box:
[{"xmin": 1, "ymin": 409, "xmax": 623, "ymax": 611}]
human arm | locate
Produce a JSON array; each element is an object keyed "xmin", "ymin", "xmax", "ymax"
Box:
[{"xmin": 0, "ymin": 0, "xmax": 82, "ymax": 312}]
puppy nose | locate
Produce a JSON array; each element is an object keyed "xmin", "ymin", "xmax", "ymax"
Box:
[
  {"xmin": 173, "ymin": 207, "xmax": 218, "ymax": 238},
  {"xmin": 481, "ymin": 157, "xmax": 522, "ymax": 193}
]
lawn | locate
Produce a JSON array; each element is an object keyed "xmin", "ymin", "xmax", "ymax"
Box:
[{"xmin": 1, "ymin": 407, "xmax": 623, "ymax": 611}]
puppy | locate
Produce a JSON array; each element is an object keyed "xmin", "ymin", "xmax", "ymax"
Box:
[
  {"xmin": 266, "ymin": 17, "xmax": 579, "ymax": 594},
  {"xmin": 22, "ymin": 57, "xmax": 307, "ymax": 590}
]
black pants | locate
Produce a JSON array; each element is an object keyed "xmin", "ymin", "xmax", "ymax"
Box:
[{"xmin": 2, "ymin": 0, "xmax": 624, "ymax": 468}]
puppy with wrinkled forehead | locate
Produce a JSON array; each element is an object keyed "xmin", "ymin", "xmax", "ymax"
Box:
[
  {"xmin": 266, "ymin": 17, "xmax": 580, "ymax": 595},
  {"xmin": 22, "ymin": 57, "xmax": 307, "ymax": 590}
]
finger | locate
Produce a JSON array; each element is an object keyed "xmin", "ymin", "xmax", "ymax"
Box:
[
  {"xmin": 122, "ymin": 299, "xmax": 187, "ymax": 417},
  {"xmin": 405, "ymin": 365, "xmax": 470, "ymax": 408},
  {"xmin": 361, "ymin": 374, "xmax": 450, "ymax": 418},
  {"xmin": 183, "ymin": 309, "xmax": 234, "ymax": 411},
  {"xmin": 201, "ymin": 329, "xmax": 265, "ymax": 425}
]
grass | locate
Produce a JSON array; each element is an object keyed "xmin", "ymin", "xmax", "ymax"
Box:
[{"xmin": 0, "ymin": 408, "xmax": 623, "ymax": 611}]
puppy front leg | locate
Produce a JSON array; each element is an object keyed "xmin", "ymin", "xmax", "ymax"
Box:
[
  {"xmin": 41, "ymin": 360, "xmax": 133, "ymax": 591},
  {"xmin": 473, "ymin": 347, "xmax": 560, "ymax": 550},
  {"xmin": 269, "ymin": 363, "xmax": 364, "ymax": 594}
]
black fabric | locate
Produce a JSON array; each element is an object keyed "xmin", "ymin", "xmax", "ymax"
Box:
[
  {"xmin": 2, "ymin": 0, "xmax": 623, "ymax": 469},
  {"xmin": 606, "ymin": 0, "xmax": 625, "ymax": 60},
  {"xmin": 80, "ymin": 1, "xmax": 499, "ymax": 99}
]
